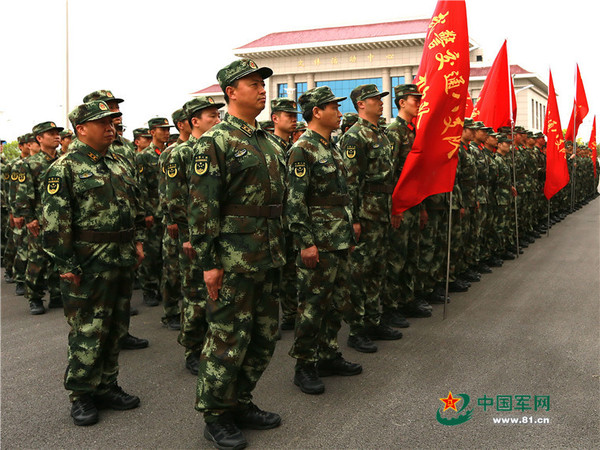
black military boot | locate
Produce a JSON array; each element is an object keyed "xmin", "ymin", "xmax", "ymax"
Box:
[
  {"xmin": 29, "ymin": 299, "xmax": 45, "ymax": 315},
  {"xmin": 317, "ymin": 354, "xmax": 362, "ymax": 377},
  {"xmin": 294, "ymin": 362, "xmax": 325, "ymax": 395},
  {"xmin": 185, "ymin": 352, "xmax": 200, "ymax": 375},
  {"xmin": 161, "ymin": 315, "xmax": 181, "ymax": 330},
  {"xmin": 70, "ymin": 394, "xmax": 98, "ymax": 426},
  {"xmin": 347, "ymin": 334, "xmax": 378, "ymax": 353},
  {"xmin": 234, "ymin": 402, "xmax": 281, "ymax": 430},
  {"xmin": 120, "ymin": 333, "xmax": 149, "ymax": 350},
  {"xmin": 94, "ymin": 384, "xmax": 140, "ymax": 410},
  {"xmin": 366, "ymin": 323, "xmax": 403, "ymax": 340},
  {"xmin": 204, "ymin": 416, "xmax": 247, "ymax": 450},
  {"xmin": 15, "ymin": 282, "xmax": 25, "ymax": 296}
]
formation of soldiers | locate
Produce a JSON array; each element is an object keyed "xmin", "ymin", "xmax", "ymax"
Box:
[{"xmin": 1, "ymin": 57, "xmax": 598, "ymax": 450}]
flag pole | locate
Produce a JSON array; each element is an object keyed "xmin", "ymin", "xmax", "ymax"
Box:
[
  {"xmin": 547, "ymin": 198, "xmax": 550, "ymax": 236},
  {"xmin": 443, "ymin": 192, "xmax": 453, "ymax": 320},
  {"xmin": 571, "ymin": 65, "xmax": 577, "ymax": 212},
  {"xmin": 65, "ymin": 0, "xmax": 70, "ymax": 130},
  {"xmin": 509, "ymin": 68, "xmax": 519, "ymax": 257}
]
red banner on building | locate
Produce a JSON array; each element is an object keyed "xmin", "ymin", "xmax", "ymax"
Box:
[
  {"xmin": 544, "ymin": 70, "xmax": 570, "ymax": 200},
  {"xmin": 565, "ymin": 64, "xmax": 589, "ymax": 142},
  {"xmin": 391, "ymin": 0, "xmax": 470, "ymax": 214}
]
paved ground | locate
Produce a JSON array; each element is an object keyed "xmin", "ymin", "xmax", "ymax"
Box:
[{"xmin": 1, "ymin": 198, "xmax": 599, "ymax": 449}]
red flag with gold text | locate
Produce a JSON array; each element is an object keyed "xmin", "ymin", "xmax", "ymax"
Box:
[
  {"xmin": 544, "ymin": 70, "xmax": 570, "ymax": 200},
  {"xmin": 565, "ymin": 64, "xmax": 589, "ymax": 142},
  {"xmin": 391, "ymin": 0, "xmax": 470, "ymax": 214}
]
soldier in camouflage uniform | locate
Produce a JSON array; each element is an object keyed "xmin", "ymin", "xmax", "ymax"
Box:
[
  {"xmin": 166, "ymin": 96, "xmax": 223, "ymax": 375},
  {"xmin": 2, "ymin": 136, "xmax": 21, "ymax": 283},
  {"xmin": 494, "ymin": 134, "xmax": 518, "ymax": 257},
  {"xmin": 339, "ymin": 84, "xmax": 402, "ymax": 354},
  {"xmin": 136, "ymin": 117, "xmax": 173, "ymax": 306},
  {"xmin": 292, "ymin": 121, "xmax": 307, "ymax": 143},
  {"xmin": 133, "ymin": 128, "xmax": 152, "ymax": 152},
  {"xmin": 384, "ymin": 84, "xmax": 432, "ymax": 321},
  {"xmin": 60, "ymin": 129, "xmax": 74, "ymax": 153},
  {"xmin": 157, "ymin": 109, "xmax": 189, "ymax": 330},
  {"xmin": 269, "ymin": 97, "xmax": 299, "ymax": 331},
  {"xmin": 14, "ymin": 121, "xmax": 63, "ymax": 314},
  {"xmin": 188, "ymin": 59, "xmax": 284, "ymax": 449},
  {"xmin": 42, "ymin": 101, "xmax": 144, "ymax": 426},
  {"xmin": 287, "ymin": 86, "xmax": 361, "ymax": 396}
]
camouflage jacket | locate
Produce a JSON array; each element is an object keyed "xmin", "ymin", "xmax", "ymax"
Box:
[
  {"xmin": 1, "ymin": 155, "xmax": 11, "ymax": 209},
  {"xmin": 165, "ymin": 135, "xmax": 197, "ymax": 236},
  {"xmin": 14, "ymin": 150, "xmax": 59, "ymax": 222},
  {"xmin": 339, "ymin": 117, "xmax": 393, "ymax": 222},
  {"xmin": 188, "ymin": 113, "xmax": 286, "ymax": 273},
  {"xmin": 514, "ymin": 146, "xmax": 530, "ymax": 192},
  {"xmin": 286, "ymin": 129, "xmax": 355, "ymax": 252},
  {"xmin": 136, "ymin": 142, "xmax": 163, "ymax": 219},
  {"xmin": 269, "ymin": 133, "xmax": 292, "ymax": 159},
  {"xmin": 158, "ymin": 138, "xmax": 183, "ymax": 223},
  {"xmin": 41, "ymin": 139, "xmax": 145, "ymax": 275},
  {"xmin": 457, "ymin": 141, "xmax": 478, "ymax": 208},
  {"xmin": 471, "ymin": 142, "xmax": 489, "ymax": 204},
  {"xmin": 494, "ymin": 153, "xmax": 513, "ymax": 206},
  {"xmin": 8, "ymin": 157, "xmax": 27, "ymax": 214},
  {"xmin": 385, "ymin": 116, "xmax": 415, "ymax": 182},
  {"xmin": 483, "ymin": 147, "xmax": 498, "ymax": 206},
  {"xmin": 111, "ymin": 135, "xmax": 137, "ymax": 168}
]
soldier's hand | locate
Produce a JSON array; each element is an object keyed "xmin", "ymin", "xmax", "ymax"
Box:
[
  {"xmin": 391, "ymin": 214, "xmax": 403, "ymax": 229},
  {"xmin": 419, "ymin": 210, "xmax": 428, "ymax": 229},
  {"xmin": 511, "ymin": 186, "xmax": 518, "ymax": 197},
  {"xmin": 301, "ymin": 245, "xmax": 319, "ymax": 269},
  {"xmin": 460, "ymin": 208, "xmax": 466, "ymax": 219},
  {"xmin": 27, "ymin": 219, "xmax": 40, "ymax": 237},
  {"xmin": 13, "ymin": 217, "xmax": 24, "ymax": 229},
  {"xmin": 183, "ymin": 241, "xmax": 197, "ymax": 260},
  {"xmin": 60, "ymin": 272, "xmax": 81, "ymax": 287},
  {"xmin": 145, "ymin": 216, "xmax": 154, "ymax": 228},
  {"xmin": 204, "ymin": 268, "xmax": 224, "ymax": 300},
  {"xmin": 353, "ymin": 223, "xmax": 361, "ymax": 242},
  {"xmin": 134, "ymin": 242, "xmax": 144, "ymax": 269},
  {"xmin": 167, "ymin": 223, "xmax": 179, "ymax": 239}
]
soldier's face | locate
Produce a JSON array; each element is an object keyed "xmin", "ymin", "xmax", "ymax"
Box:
[
  {"xmin": 400, "ymin": 95, "xmax": 420, "ymax": 119},
  {"xmin": 38, "ymin": 130, "xmax": 61, "ymax": 150},
  {"xmin": 193, "ymin": 107, "xmax": 221, "ymax": 135},
  {"xmin": 498, "ymin": 142, "xmax": 510, "ymax": 154},
  {"xmin": 107, "ymin": 100, "xmax": 122, "ymax": 125},
  {"xmin": 318, "ymin": 102, "xmax": 342, "ymax": 132},
  {"xmin": 78, "ymin": 117, "xmax": 115, "ymax": 150},
  {"xmin": 151, "ymin": 127, "xmax": 170, "ymax": 144},
  {"xmin": 363, "ymin": 96, "xmax": 384, "ymax": 118},
  {"xmin": 273, "ymin": 111, "xmax": 297, "ymax": 134},
  {"xmin": 135, "ymin": 136, "xmax": 152, "ymax": 151},
  {"xmin": 27, "ymin": 141, "xmax": 41, "ymax": 154},
  {"xmin": 229, "ymin": 73, "xmax": 266, "ymax": 112}
]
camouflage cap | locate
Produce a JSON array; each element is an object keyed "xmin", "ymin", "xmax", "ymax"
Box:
[
  {"xmin": 260, "ymin": 120, "xmax": 275, "ymax": 131},
  {"xmin": 184, "ymin": 96, "xmax": 225, "ymax": 117},
  {"xmin": 83, "ymin": 89, "xmax": 124, "ymax": 104},
  {"xmin": 526, "ymin": 131, "xmax": 536, "ymax": 139},
  {"xmin": 472, "ymin": 121, "xmax": 485, "ymax": 129},
  {"xmin": 217, "ymin": 59, "xmax": 273, "ymax": 91},
  {"xmin": 295, "ymin": 121, "xmax": 307, "ymax": 131},
  {"xmin": 514, "ymin": 126, "xmax": 527, "ymax": 134},
  {"xmin": 498, "ymin": 134, "xmax": 512, "ymax": 144},
  {"xmin": 60, "ymin": 130, "xmax": 73, "ymax": 139},
  {"xmin": 394, "ymin": 84, "xmax": 423, "ymax": 99},
  {"xmin": 32, "ymin": 121, "xmax": 64, "ymax": 136},
  {"xmin": 171, "ymin": 108, "xmax": 188, "ymax": 125},
  {"xmin": 341, "ymin": 112, "xmax": 359, "ymax": 130},
  {"xmin": 534, "ymin": 132, "xmax": 545, "ymax": 139},
  {"xmin": 480, "ymin": 126, "xmax": 494, "ymax": 134},
  {"xmin": 68, "ymin": 101, "xmax": 121, "ymax": 127},
  {"xmin": 298, "ymin": 86, "xmax": 346, "ymax": 113},
  {"xmin": 24, "ymin": 133, "xmax": 37, "ymax": 143},
  {"xmin": 463, "ymin": 118, "xmax": 477, "ymax": 129},
  {"xmin": 147, "ymin": 117, "xmax": 173, "ymax": 129},
  {"xmin": 488, "ymin": 132, "xmax": 501, "ymax": 138},
  {"xmin": 497, "ymin": 126, "xmax": 512, "ymax": 134},
  {"xmin": 351, "ymin": 84, "xmax": 389, "ymax": 106},
  {"xmin": 133, "ymin": 128, "xmax": 151, "ymax": 139},
  {"xmin": 167, "ymin": 133, "xmax": 180, "ymax": 144},
  {"xmin": 271, "ymin": 98, "xmax": 298, "ymax": 114},
  {"xmin": 17, "ymin": 134, "xmax": 28, "ymax": 144}
]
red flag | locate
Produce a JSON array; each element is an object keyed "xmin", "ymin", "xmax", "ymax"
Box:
[
  {"xmin": 465, "ymin": 92, "xmax": 474, "ymax": 118},
  {"xmin": 391, "ymin": 0, "xmax": 470, "ymax": 214},
  {"xmin": 590, "ymin": 116, "xmax": 597, "ymax": 178},
  {"xmin": 470, "ymin": 40, "xmax": 517, "ymax": 130},
  {"xmin": 544, "ymin": 70, "xmax": 570, "ymax": 200},
  {"xmin": 564, "ymin": 64, "xmax": 589, "ymax": 142}
]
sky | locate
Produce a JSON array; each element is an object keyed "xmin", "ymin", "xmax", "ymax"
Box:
[{"xmin": 1, "ymin": 0, "xmax": 597, "ymax": 144}]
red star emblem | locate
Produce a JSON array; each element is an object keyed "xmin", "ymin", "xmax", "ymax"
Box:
[{"xmin": 439, "ymin": 391, "xmax": 461, "ymax": 411}]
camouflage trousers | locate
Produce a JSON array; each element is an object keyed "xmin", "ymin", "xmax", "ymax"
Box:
[
  {"xmin": 449, "ymin": 208, "xmax": 464, "ymax": 280},
  {"xmin": 289, "ymin": 249, "xmax": 350, "ymax": 363},
  {"xmin": 416, "ymin": 208, "xmax": 446, "ymax": 296},
  {"xmin": 25, "ymin": 230, "xmax": 60, "ymax": 301},
  {"xmin": 487, "ymin": 202, "xmax": 502, "ymax": 256},
  {"xmin": 382, "ymin": 206, "xmax": 420, "ymax": 312},
  {"xmin": 345, "ymin": 220, "xmax": 388, "ymax": 336},
  {"xmin": 161, "ymin": 225, "xmax": 182, "ymax": 320},
  {"xmin": 476, "ymin": 203, "xmax": 491, "ymax": 263},
  {"xmin": 196, "ymin": 269, "xmax": 279, "ymax": 421},
  {"xmin": 177, "ymin": 234, "xmax": 208, "ymax": 359},
  {"xmin": 12, "ymin": 226, "xmax": 28, "ymax": 283},
  {"xmin": 139, "ymin": 221, "xmax": 163, "ymax": 296},
  {"xmin": 3, "ymin": 225, "xmax": 16, "ymax": 276},
  {"xmin": 280, "ymin": 231, "xmax": 298, "ymax": 324},
  {"xmin": 494, "ymin": 203, "xmax": 511, "ymax": 252},
  {"xmin": 462, "ymin": 206, "xmax": 479, "ymax": 269},
  {"xmin": 517, "ymin": 192, "xmax": 533, "ymax": 235},
  {"xmin": 62, "ymin": 267, "xmax": 132, "ymax": 401},
  {"xmin": 1, "ymin": 207, "xmax": 7, "ymax": 261}
]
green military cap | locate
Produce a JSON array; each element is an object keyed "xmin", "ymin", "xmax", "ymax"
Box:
[
  {"xmin": 60, "ymin": 129, "xmax": 73, "ymax": 139},
  {"xmin": 260, "ymin": 120, "xmax": 274, "ymax": 131},
  {"xmin": 217, "ymin": 58, "xmax": 273, "ymax": 91},
  {"xmin": 17, "ymin": 134, "xmax": 27, "ymax": 144},
  {"xmin": 534, "ymin": 132, "xmax": 545, "ymax": 139},
  {"xmin": 526, "ymin": 131, "xmax": 536, "ymax": 139},
  {"xmin": 295, "ymin": 121, "xmax": 307, "ymax": 131},
  {"xmin": 514, "ymin": 126, "xmax": 527, "ymax": 134},
  {"xmin": 480, "ymin": 126, "xmax": 494, "ymax": 134},
  {"xmin": 472, "ymin": 121, "xmax": 485, "ymax": 129},
  {"xmin": 463, "ymin": 118, "xmax": 477, "ymax": 129},
  {"xmin": 147, "ymin": 117, "xmax": 173, "ymax": 129},
  {"xmin": 184, "ymin": 96, "xmax": 226, "ymax": 117},
  {"xmin": 271, "ymin": 97, "xmax": 298, "ymax": 114},
  {"xmin": 132, "ymin": 128, "xmax": 151, "ymax": 139},
  {"xmin": 298, "ymin": 86, "xmax": 346, "ymax": 113},
  {"xmin": 341, "ymin": 112, "xmax": 359, "ymax": 130},
  {"xmin": 488, "ymin": 132, "xmax": 501, "ymax": 138},
  {"xmin": 83, "ymin": 89, "xmax": 124, "ymax": 104},
  {"xmin": 32, "ymin": 121, "xmax": 64, "ymax": 136},
  {"xmin": 394, "ymin": 84, "xmax": 423, "ymax": 99},
  {"xmin": 167, "ymin": 133, "xmax": 180, "ymax": 144},
  {"xmin": 24, "ymin": 133, "xmax": 37, "ymax": 143},
  {"xmin": 68, "ymin": 101, "xmax": 121, "ymax": 127},
  {"xmin": 351, "ymin": 84, "xmax": 389, "ymax": 106},
  {"xmin": 498, "ymin": 134, "xmax": 512, "ymax": 144},
  {"xmin": 497, "ymin": 126, "xmax": 512, "ymax": 134},
  {"xmin": 171, "ymin": 108, "xmax": 188, "ymax": 125}
]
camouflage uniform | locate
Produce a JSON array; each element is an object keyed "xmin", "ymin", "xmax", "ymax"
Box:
[
  {"xmin": 2, "ymin": 153, "xmax": 15, "ymax": 276},
  {"xmin": 456, "ymin": 137, "xmax": 479, "ymax": 274},
  {"xmin": 472, "ymin": 140, "xmax": 492, "ymax": 264},
  {"xmin": 188, "ymin": 112, "xmax": 285, "ymax": 421},
  {"xmin": 287, "ymin": 128, "xmax": 355, "ymax": 363},
  {"xmin": 494, "ymin": 150, "xmax": 513, "ymax": 253},
  {"xmin": 340, "ymin": 115, "xmax": 393, "ymax": 336},
  {"xmin": 41, "ymin": 101, "xmax": 145, "ymax": 401}
]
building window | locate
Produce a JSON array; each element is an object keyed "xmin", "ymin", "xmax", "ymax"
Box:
[
  {"xmin": 277, "ymin": 83, "xmax": 288, "ymax": 98},
  {"xmin": 391, "ymin": 76, "xmax": 406, "ymax": 118},
  {"xmin": 295, "ymin": 82, "xmax": 307, "ymax": 100},
  {"xmin": 316, "ymin": 78, "xmax": 383, "ymax": 114},
  {"xmin": 531, "ymin": 99, "xmax": 535, "ymax": 130}
]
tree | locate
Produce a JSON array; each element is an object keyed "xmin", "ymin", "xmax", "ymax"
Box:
[{"xmin": 1, "ymin": 140, "xmax": 20, "ymax": 160}]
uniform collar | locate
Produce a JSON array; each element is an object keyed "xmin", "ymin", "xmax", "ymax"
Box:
[
  {"xmin": 395, "ymin": 116, "xmax": 415, "ymax": 132},
  {"xmin": 303, "ymin": 129, "xmax": 331, "ymax": 148},
  {"xmin": 357, "ymin": 117, "xmax": 380, "ymax": 132},
  {"xmin": 225, "ymin": 113, "xmax": 263, "ymax": 138}
]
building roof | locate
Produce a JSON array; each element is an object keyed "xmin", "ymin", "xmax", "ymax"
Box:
[
  {"xmin": 191, "ymin": 83, "xmax": 222, "ymax": 96},
  {"xmin": 470, "ymin": 64, "xmax": 532, "ymax": 78}
]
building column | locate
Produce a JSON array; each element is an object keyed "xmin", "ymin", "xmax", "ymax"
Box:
[
  {"xmin": 307, "ymin": 73, "xmax": 315, "ymax": 90},
  {"xmin": 404, "ymin": 67, "xmax": 413, "ymax": 83},
  {"xmin": 286, "ymin": 74, "xmax": 295, "ymax": 100},
  {"xmin": 382, "ymin": 68, "xmax": 392, "ymax": 122}
]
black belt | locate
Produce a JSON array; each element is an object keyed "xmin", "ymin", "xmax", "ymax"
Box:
[
  {"xmin": 307, "ymin": 196, "xmax": 350, "ymax": 207},
  {"xmin": 74, "ymin": 228, "xmax": 134, "ymax": 244},
  {"xmin": 364, "ymin": 183, "xmax": 394, "ymax": 194},
  {"xmin": 221, "ymin": 204, "xmax": 283, "ymax": 219}
]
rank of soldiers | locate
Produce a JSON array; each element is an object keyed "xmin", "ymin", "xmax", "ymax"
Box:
[{"xmin": 0, "ymin": 58, "xmax": 598, "ymax": 450}]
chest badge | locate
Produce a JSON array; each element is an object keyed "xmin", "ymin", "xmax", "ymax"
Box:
[
  {"xmin": 293, "ymin": 161, "xmax": 306, "ymax": 178},
  {"xmin": 18, "ymin": 173, "xmax": 26, "ymax": 183},
  {"xmin": 194, "ymin": 155, "xmax": 209, "ymax": 176},
  {"xmin": 346, "ymin": 146, "xmax": 356, "ymax": 159},
  {"xmin": 47, "ymin": 176, "xmax": 60, "ymax": 195}
]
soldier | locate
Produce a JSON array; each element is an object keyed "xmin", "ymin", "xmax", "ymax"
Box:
[
  {"xmin": 340, "ymin": 112, "xmax": 359, "ymax": 135},
  {"xmin": 270, "ymin": 98, "xmax": 299, "ymax": 331},
  {"xmin": 14, "ymin": 122, "xmax": 63, "ymax": 314},
  {"xmin": 132, "ymin": 128, "xmax": 152, "ymax": 152},
  {"xmin": 2, "ymin": 136, "xmax": 21, "ymax": 283},
  {"xmin": 188, "ymin": 59, "xmax": 284, "ymax": 449},
  {"xmin": 60, "ymin": 130, "xmax": 74, "ymax": 153},
  {"xmin": 136, "ymin": 117, "xmax": 173, "ymax": 307},
  {"xmin": 287, "ymin": 86, "xmax": 361, "ymax": 395},
  {"xmin": 167, "ymin": 96, "xmax": 223, "ymax": 375},
  {"xmin": 339, "ymin": 84, "xmax": 402, "ymax": 354},
  {"xmin": 292, "ymin": 121, "xmax": 307, "ymax": 143},
  {"xmin": 494, "ymin": 134, "xmax": 518, "ymax": 258},
  {"xmin": 42, "ymin": 100, "xmax": 144, "ymax": 426}
]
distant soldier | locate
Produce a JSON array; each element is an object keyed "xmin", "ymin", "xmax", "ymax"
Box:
[
  {"xmin": 60, "ymin": 129, "xmax": 74, "ymax": 153},
  {"xmin": 132, "ymin": 128, "xmax": 152, "ymax": 152}
]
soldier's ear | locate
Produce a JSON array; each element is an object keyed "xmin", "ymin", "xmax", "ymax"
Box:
[{"xmin": 225, "ymin": 85, "xmax": 236, "ymax": 101}]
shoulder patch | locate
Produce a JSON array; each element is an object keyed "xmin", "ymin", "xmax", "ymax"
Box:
[
  {"xmin": 293, "ymin": 161, "xmax": 306, "ymax": 178},
  {"xmin": 319, "ymin": 138, "xmax": 329, "ymax": 147},
  {"xmin": 240, "ymin": 124, "xmax": 253, "ymax": 137},
  {"xmin": 47, "ymin": 176, "xmax": 61, "ymax": 195},
  {"xmin": 11, "ymin": 172, "xmax": 18, "ymax": 181},
  {"xmin": 346, "ymin": 146, "xmax": 356, "ymax": 159},
  {"xmin": 194, "ymin": 154, "xmax": 209, "ymax": 176},
  {"xmin": 18, "ymin": 173, "xmax": 26, "ymax": 183},
  {"xmin": 167, "ymin": 163, "xmax": 178, "ymax": 178}
]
